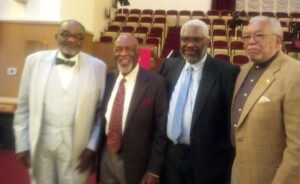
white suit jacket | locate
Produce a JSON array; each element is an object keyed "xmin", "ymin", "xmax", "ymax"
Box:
[{"xmin": 13, "ymin": 50, "xmax": 106, "ymax": 174}]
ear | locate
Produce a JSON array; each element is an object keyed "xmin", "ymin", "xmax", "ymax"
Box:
[
  {"xmin": 55, "ymin": 33, "xmax": 59, "ymax": 41},
  {"xmin": 276, "ymin": 35, "xmax": 283, "ymax": 44}
]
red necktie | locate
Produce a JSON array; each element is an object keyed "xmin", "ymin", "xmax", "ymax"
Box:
[{"xmin": 106, "ymin": 78, "xmax": 126, "ymax": 153}]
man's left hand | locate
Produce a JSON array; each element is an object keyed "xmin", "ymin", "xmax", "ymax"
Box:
[
  {"xmin": 140, "ymin": 172, "xmax": 160, "ymax": 184},
  {"xmin": 76, "ymin": 148, "xmax": 95, "ymax": 173}
]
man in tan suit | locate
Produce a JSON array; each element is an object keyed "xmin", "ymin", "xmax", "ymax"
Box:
[{"xmin": 231, "ymin": 16, "xmax": 300, "ymax": 184}]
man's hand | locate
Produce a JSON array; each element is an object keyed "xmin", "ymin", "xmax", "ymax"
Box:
[
  {"xmin": 16, "ymin": 150, "xmax": 31, "ymax": 168},
  {"xmin": 140, "ymin": 172, "xmax": 160, "ymax": 184},
  {"xmin": 76, "ymin": 148, "xmax": 95, "ymax": 173}
]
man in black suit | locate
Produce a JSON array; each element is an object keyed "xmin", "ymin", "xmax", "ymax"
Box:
[
  {"xmin": 97, "ymin": 34, "xmax": 167, "ymax": 184},
  {"xmin": 160, "ymin": 19, "xmax": 239, "ymax": 184}
]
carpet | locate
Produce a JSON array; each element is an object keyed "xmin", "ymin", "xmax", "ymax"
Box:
[{"xmin": 0, "ymin": 150, "xmax": 96, "ymax": 184}]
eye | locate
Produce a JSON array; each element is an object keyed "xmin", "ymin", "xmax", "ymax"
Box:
[{"xmin": 242, "ymin": 35, "xmax": 251, "ymax": 41}]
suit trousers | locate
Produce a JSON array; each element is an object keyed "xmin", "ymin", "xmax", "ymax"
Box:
[
  {"xmin": 100, "ymin": 148, "xmax": 126, "ymax": 184},
  {"xmin": 34, "ymin": 141, "xmax": 73, "ymax": 184},
  {"xmin": 163, "ymin": 141, "xmax": 195, "ymax": 184}
]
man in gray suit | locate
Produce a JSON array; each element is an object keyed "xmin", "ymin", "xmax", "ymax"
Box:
[{"xmin": 13, "ymin": 20, "xmax": 106, "ymax": 184}]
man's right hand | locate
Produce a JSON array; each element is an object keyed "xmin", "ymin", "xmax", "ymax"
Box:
[{"xmin": 16, "ymin": 150, "xmax": 31, "ymax": 168}]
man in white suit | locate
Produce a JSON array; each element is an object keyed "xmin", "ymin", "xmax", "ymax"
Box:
[{"xmin": 13, "ymin": 20, "xmax": 107, "ymax": 184}]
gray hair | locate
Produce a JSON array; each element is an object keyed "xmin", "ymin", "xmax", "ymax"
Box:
[
  {"xmin": 181, "ymin": 19, "xmax": 210, "ymax": 39},
  {"xmin": 249, "ymin": 16, "xmax": 283, "ymax": 37}
]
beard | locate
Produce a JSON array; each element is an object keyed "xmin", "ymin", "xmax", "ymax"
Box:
[{"xmin": 117, "ymin": 58, "xmax": 134, "ymax": 75}]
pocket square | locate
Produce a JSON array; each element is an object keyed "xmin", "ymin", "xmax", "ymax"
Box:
[
  {"xmin": 258, "ymin": 96, "xmax": 271, "ymax": 103},
  {"xmin": 141, "ymin": 97, "xmax": 152, "ymax": 106}
]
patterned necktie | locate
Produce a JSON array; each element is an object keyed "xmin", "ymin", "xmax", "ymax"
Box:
[
  {"xmin": 106, "ymin": 78, "xmax": 126, "ymax": 153},
  {"xmin": 56, "ymin": 58, "xmax": 75, "ymax": 67},
  {"xmin": 172, "ymin": 66, "xmax": 192, "ymax": 144}
]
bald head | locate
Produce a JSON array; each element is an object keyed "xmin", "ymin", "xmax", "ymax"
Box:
[{"xmin": 114, "ymin": 34, "xmax": 140, "ymax": 76}]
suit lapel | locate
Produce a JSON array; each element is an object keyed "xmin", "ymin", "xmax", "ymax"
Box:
[
  {"xmin": 125, "ymin": 68, "xmax": 148, "ymax": 128},
  {"xmin": 237, "ymin": 54, "xmax": 282, "ymax": 128},
  {"xmin": 36, "ymin": 51, "xmax": 56, "ymax": 114},
  {"xmin": 169, "ymin": 60, "xmax": 185, "ymax": 93},
  {"xmin": 75, "ymin": 53, "xmax": 90, "ymax": 119},
  {"xmin": 191, "ymin": 56, "xmax": 217, "ymax": 129}
]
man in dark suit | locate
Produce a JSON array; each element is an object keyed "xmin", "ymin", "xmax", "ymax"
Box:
[
  {"xmin": 160, "ymin": 19, "xmax": 239, "ymax": 184},
  {"xmin": 98, "ymin": 34, "xmax": 167, "ymax": 184}
]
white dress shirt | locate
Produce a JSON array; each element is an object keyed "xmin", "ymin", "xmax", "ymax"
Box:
[
  {"xmin": 105, "ymin": 64, "xmax": 139, "ymax": 134},
  {"xmin": 56, "ymin": 51, "xmax": 79, "ymax": 89},
  {"xmin": 167, "ymin": 54, "xmax": 207, "ymax": 144}
]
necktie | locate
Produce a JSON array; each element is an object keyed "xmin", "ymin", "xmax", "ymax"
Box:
[
  {"xmin": 106, "ymin": 78, "xmax": 126, "ymax": 153},
  {"xmin": 56, "ymin": 58, "xmax": 75, "ymax": 67},
  {"xmin": 172, "ymin": 66, "xmax": 192, "ymax": 144}
]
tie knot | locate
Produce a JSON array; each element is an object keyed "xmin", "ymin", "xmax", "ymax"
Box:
[
  {"xmin": 187, "ymin": 66, "xmax": 193, "ymax": 73},
  {"xmin": 120, "ymin": 78, "xmax": 126, "ymax": 84},
  {"xmin": 56, "ymin": 58, "xmax": 75, "ymax": 67}
]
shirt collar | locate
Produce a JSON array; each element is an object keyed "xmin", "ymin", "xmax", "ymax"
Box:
[
  {"xmin": 254, "ymin": 51, "xmax": 279, "ymax": 69},
  {"xmin": 117, "ymin": 63, "xmax": 139, "ymax": 83},
  {"xmin": 185, "ymin": 53, "xmax": 207, "ymax": 71}
]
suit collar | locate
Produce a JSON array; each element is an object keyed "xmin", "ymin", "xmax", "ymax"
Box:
[
  {"xmin": 191, "ymin": 55, "xmax": 218, "ymax": 128},
  {"xmin": 125, "ymin": 68, "xmax": 149, "ymax": 129},
  {"xmin": 236, "ymin": 51, "xmax": 283, "ymax": 128}
]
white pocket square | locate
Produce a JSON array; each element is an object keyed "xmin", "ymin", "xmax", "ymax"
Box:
[{"xmin": 258, "ymin": 96, "xmax": 271, "ymax": 103}]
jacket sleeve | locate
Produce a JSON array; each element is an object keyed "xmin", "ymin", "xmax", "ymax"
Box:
[{"xmin": 13, "ymin": 55, "xmax": 35, "ymax": 153}]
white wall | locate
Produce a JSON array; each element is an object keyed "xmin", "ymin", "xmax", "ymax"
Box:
[
  {"xmin": 0, "ymin": 0, "xmax": 212, "ymax": 39},
  {"xmin": 0, "ymin": 0, "xmax": 60, "ymax": 21},
  {"xmin": 124, "ymin": 0, "xmax": 212, "ymax": 11}
]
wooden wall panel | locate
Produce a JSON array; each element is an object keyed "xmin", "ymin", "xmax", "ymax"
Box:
[{"xmin": 0, "ymin": 21, "xmax": 96, "ymax": 100}]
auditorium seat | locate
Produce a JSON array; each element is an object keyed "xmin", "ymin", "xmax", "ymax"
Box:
[
  {"xmin": 153, "ymin": 9, "xmax": 166, "ymax": 19},
  {"xmin": 207, "ymin": 10, "xmax": 220, "ymax": 21},
  {"xmin": 276, "ymin": 12, "xmax": 290, "ymax": 22},
  {"xmin": 215, "ymin": 54, "xmax": 230, "ymax": 62},
  {"xmin": 248, "ymin": 11, "xmax": 260, "ymax": 17},
  {"xmin": 99, "ymin": 36, "xmax": 114, "ymax": 43},
  {"xmin": 262, "ymin": 12, "xmax": 275, "ymax": 17},
  {"xmin": 291, "ymin": 12, "xmax": 300, "ymax": 21},
  {"xmin": 232, "ymin": 55, "xmax": 249, "ymax": 65},
  {"xmin": 140, "ymin": 17, "xmax": 153, "ymax": 27},
  {"xmin": 212, "ymin": 40, "xmax": 229, "ymax": 55},
  {"xmin": 178, "ymin": 11, "xmax": 191, "ymax": 27},
  {"xmin": 192, "ymin": 10, "xmax": 205, "ymax": 19},
  {"xmin": 141, "ymin": 9, "xmax": 154, "ymax": 18}
]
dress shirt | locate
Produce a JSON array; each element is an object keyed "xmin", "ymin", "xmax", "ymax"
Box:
[
  {"xmin": 105, "ymin": 64, "xmax": 139, "ymax": 134},
  {"xmin": 56, "ymin": 51, "xmax": 79, "ymax": 89},
  {"xmin": 231, "ymin": 52, "xmax": 278, "ymax": 147},
  {"xmin": 167, "ymin": 54, "xmax": 207, "ymax": 144}
]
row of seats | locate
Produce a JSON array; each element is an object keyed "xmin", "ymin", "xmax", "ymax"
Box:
[
  {"xmin": 116, "ymin": 8, "xmax": 300, "ymax": 20},
  {"xmin": 99, "ymin": 9, "xmax": 300, "ymax": 63}
]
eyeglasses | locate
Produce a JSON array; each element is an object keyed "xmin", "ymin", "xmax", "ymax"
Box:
[
  {"xmin": 180, "ymin": 36, "xmax": 206, "ymax": 44},
  {"xmin": 241, "ymin": 33, "xmax": 276, "ymax": 42},
  {"xmin": 59, "ymin": 31, "xmax": 84, "ymax": 41}
]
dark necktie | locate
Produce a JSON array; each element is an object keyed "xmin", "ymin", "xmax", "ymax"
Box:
[
  {"xmin": 56, "ymin": 58, "xmax": 75, "ymax": 67},
  {"xmin": 106, "ymin": 78, "xmax": 126, "ymax": 153}
]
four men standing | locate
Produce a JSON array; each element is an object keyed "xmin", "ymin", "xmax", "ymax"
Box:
[{"xmin": 14, "ymin": 16, "xmax": 300, "ymax": 184}]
